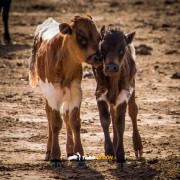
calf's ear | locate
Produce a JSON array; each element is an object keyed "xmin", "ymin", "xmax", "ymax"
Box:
[
  {"xmin": 100, "ymin": 25, "xmax": 106, "ymax": 40},
  {"xmin": 87, "ymin": 15, "xmax": 92, "ymax": 19},
  {"xmin": 126, "ymin": 31, "xmax": 136, "ymax": 44},
  {"xmin": 59, "ymin": 23, "xmax": 72, "ymax": 34}
]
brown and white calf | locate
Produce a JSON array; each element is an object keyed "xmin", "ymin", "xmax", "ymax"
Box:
[
  {"xmin": 29, "ymin": 16, "xmax": 101, "ymax": 167},
  {"xmin": 92, "ymin": 26, "xmax": 143, "ymax": 166}
]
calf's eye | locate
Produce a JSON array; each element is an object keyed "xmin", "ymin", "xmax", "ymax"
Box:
[
  {"xmin": 77, "ymin": 35, "xmax": 87, "ymax": 47},
  {"xmin": 81, "ymin": 39, "xmax": 87, "ymax": 45}
]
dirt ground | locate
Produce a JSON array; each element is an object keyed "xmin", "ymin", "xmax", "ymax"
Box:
[{"xmin": 0, "ymin": 0, "xmax": 179, "ymax": 179}]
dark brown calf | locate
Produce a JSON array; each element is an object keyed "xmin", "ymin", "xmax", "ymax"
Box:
[
  {"xmin": 93, "ymin": 26, "xmax": 143, "ymax": 166},
  {"xmin": 29, "ymin": 16, "xmax": 101, "ymax": 168}
]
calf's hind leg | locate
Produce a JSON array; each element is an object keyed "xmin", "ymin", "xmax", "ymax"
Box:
[
  {"xmin": 128, "ymin": 91, "xmax": 143, "ymax": 158},
  {"xmin": 45, "ymin": 100, "xmax": 62, "ymax": 168},
  {"xmin": 51, "ymin": 109, "xmax": 62, "ymax": 166},
  {"xmin": 45, "ymin": 100, "xmax": 52, "ymax": 161}
]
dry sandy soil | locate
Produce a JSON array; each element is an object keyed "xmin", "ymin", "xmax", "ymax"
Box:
[{"xmin": 0, "ymin": 0, "xmax": 179, "ymax": 179}]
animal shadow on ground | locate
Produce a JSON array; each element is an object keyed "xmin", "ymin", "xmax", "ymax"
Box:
[
  {"xmin": 107, "ymin": 158, "xmax": 159, "ymax": 179},
  {"xmin": 58, "ymin": 158, "xmax": 161, "ymax": 179},
  {"xmin": 1, "ymin": 156, "xmax": 179, "ymax": 179},
  {"xmin": 0, "ymin": 43, "xmax": 30, "ymax": 59},
  {"xmin": 0, "ymin": 160, "xmax": 104, "ymax": 179},
  {"xmin": 53, "ymin": 161, "xmax": 105, "ymax": 180}
]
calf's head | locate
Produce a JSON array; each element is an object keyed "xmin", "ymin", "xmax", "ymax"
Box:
[
  {"xmin": 59, "ymin": 15, "xmax": 103, "ymax": 66},
  {"xmin": 100, "ymin": 26, "xmax": 136, "ymax": 76}
]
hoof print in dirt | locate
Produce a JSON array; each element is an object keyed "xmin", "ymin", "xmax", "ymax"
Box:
[
  {"xmin": 165, "ymin": 50, "xmax": 178, "ymax": 55},
  {"xmin": 164, "ymin": 0, "xmax": 178, "ymax": 5},
  {"xmin": 109, "ymin": 2, "xmax": 119, "ymax": 7},
  {"xmin": 50, "ymin": 159, "xmax": 62, "ymax": 169},
  {"xmin": 161, "ymin": 23, "xmax": 171, "ymax": 28},
  {"xmin": 135, "ymin": 44, "xmax": 153, "ymax": 55},
  {"xmin": 133, "ymin": 1, "xmax": 144, "ymax": 6},
  {"xmin": 147, "ymin": 158, "xmax": 159, "ymax": 164},
  {"xmin": 171, "ymin": 72, "xmax": 180, "ymax": 79}
]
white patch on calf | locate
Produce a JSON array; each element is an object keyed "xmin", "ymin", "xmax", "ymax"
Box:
[
  {"xmin": 115, "ymin": 90, "xmax": 129, "ymax": 108},
  {"xmin": 62, "ymin": 83, "xmax": 82, "ymax": 114},
  {"xmin": 129, "ymin": 86, "xmax": 134, "ymax": 96},
  {"xmin": 114, "ymin": 86, "xmax": 134, "ymax": 108},
  {"xmin": 35, "ymin": 17, "xmax": 60, "ymax": 41},
  {"xmin": 97, "ymin": 90, "xmax": 108, "ymax": 104},
  {"xmin": 97, "ymin": 86, "xmax": 134, "ymax": 109},
  {"xmin": 39, "ymin": 79, "xmax": 62, "ymax": 110},
  {"xmin": 62, "ymin": 102, "xmax": 69, "ymax": 114},
  {"xmin": 129, "ymin": 43, "xmax": 136, "ymax": 60},
  {"xmin": 39, "ymin": 79, "xmax": 82, "ymax": 112}
]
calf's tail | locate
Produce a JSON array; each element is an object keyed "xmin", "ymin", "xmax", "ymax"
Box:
[{"xmin": 29, "ymin": 35, "xmax": 39, "ymax": 88}]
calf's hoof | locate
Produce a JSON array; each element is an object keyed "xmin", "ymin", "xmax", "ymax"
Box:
[
  {"xmin": 50, "ymin": 159, "xmax": 62, "ymax": 169},
  {"xmin": 133, "ymin": 132, "xmax": 143, "ymax": 158},
  {"xmin": 105, "ymin": 142, "xmax": 115, "ymax": 157},
  {"xmin": 105, "ymin": 149, "xmax": 115, "ymax": 157},
  {"xmin": 116, "ymin": 159, "xmax": 126, "ymax": 168},
  {"xmin": 77, "ymin": 160, "xmax": 86, "ymax": 167},
  {"xmin": 2, "ymin": 33, "xmax": 12, "ymax": 45},
  {"xmin": 135, "ymin": 149, "xmax": 143, "ymax": 159}
]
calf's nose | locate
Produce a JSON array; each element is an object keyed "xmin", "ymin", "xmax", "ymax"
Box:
[{"xmin": 105, "ymin": 63, "xmax": 119, "ymax": 73}]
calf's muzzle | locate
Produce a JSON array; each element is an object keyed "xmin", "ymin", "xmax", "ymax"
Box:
[
  {"xmin": 105, "ymin": 63, "xmax": 119, "ymax": 73},
  {"xmin": 86, "ymin": 52, "xmax": 103, "ymax": 66}
]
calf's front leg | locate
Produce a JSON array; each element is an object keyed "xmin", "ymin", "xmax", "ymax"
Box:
[
  {"xmin": 115, "ymin": 102, "xmax": 127, "ymax": 165},
  {"xmin": 69, "ymin": 107, "xmax": 84, "ymax": 156},
  {"xmin": 110, "ymin": 106, "xmax": 118, "ymax": 152},
  {"xmin": 63, "ymin": 109, "xmax": 74, "ymax": 158},
  {"xmin": 98, "ymin": 100, "xmax": 115, "ymax": 157},
  {"xmin": 45, "ymin": 101, "xmax": 62, "ymax": 168}
]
